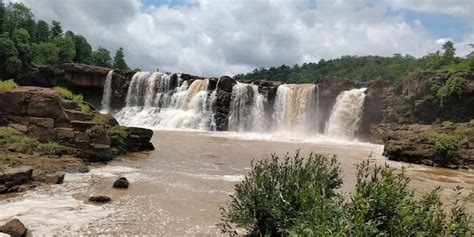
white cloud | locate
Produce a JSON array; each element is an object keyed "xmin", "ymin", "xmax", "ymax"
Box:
[{"xmin": 8, "ymin": 0, "xmax": 473, "ymax": 76}]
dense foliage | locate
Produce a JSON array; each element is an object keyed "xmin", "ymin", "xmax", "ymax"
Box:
[
  {"xmin": 0, "ymin": 2, "xmax": 129, "ymax": 78},
  {"xmin": 235, "ymin": 43, "xmax": 474, "ymax": 83},
  {"xmin": 219, "ymin": 152, "xmax": 472, "ymax": 236}
]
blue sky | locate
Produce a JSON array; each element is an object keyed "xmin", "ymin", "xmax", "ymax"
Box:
[{"xmin": 14, "ymin": 0, "xmax": 474, "ymax": 76}]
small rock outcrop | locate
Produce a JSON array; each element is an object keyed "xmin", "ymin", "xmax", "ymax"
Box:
[
  {"xmin": 379, "ymin": 123, "xmax": 474, "ymax": 169},
  {"xmin": 112, "ymin": 177, "xmax": 129, "ymax": 189},
  {"xmin": 88, "ymin": 195, "xmax": 112, "ymax": 203},
  {"xmin": 0, "ymin": 219, "xmax": 27, "ymax": 237},
  {"xmin": 0, "ymin": 167, "xmax": 33, "ymax": 194}
]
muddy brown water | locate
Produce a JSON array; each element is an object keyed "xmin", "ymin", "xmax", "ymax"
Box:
[{"xmin": 1, "ymin": 130, "xmax": 473, "ymax": 235}]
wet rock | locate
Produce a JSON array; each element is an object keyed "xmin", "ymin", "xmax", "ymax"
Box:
[
  {"xmin": 0, "ymin": 219, "xmax": 27, "ymax": 237},
  {"xmin": 32, "ymin": 171, "xmax": 65, "ymax": 184},
  {"xmin": 88, "ymin": 195, "xmax": 112, "ymax": 203},
  {"xmin": 0, "ymin": 167, "xmax": 33, "ymax": 194},
  {"xmin": 125, "ymin": 127, "xmax": 154, "ymax": 151},
  {"xmin": 113, "ymin": 177, "xmax": 129, "ymax": 189}
]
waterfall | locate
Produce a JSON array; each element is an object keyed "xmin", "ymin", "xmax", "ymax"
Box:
[
  {"xmin": 272, "ymin": 84, "xmax": 319, "ymax": 133},
  {"xmin": 116, "ymin": 72, "xmax": 216, "ymax": 130},
  {"xmin": 325, "ymin": 88, "xmax": 367, "ymax": 139},
  {"xmin": 228, "ymin": 83, "xmax": 265, "ymax": 132},
  {"xmin": 100, "ymin": 70, "xmax": 114, "ymax": 113}
]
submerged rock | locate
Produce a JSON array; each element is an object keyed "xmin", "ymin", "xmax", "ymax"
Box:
[
  {"xmin": 88, "ymin": 195, "xmax": 112, "ymax": 203},
  {"xmin": 32, "ymin": 171, "xmax": 65, "ymax": 184},
  {"xmin": 0, "ymin": 219, "xmax": 27, "ymax": 237},
  {"xmin": 113, "ymin": 177, "xmax": 129, "ymax": 189}
]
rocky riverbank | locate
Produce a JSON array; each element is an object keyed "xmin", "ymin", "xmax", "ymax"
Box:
[{"xmin": 0, "ymin": 86, "xmax": 154, "ymax": 196}]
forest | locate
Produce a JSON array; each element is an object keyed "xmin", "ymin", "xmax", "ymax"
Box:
[
  {"xmin": 235, "ymin": 42, "xmax": 474, "ymax": 83},
  {"xmin": 0, "ymin": 2, "xmax": 129, "ymax": 79}
]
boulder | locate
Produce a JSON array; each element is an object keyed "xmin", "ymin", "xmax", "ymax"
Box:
[
  {"xmin": 0, "ymin": 219, "xmax": 27, "ymax": 237},
  {"xmin": 88, "ymin": 195, "xmax": 112, "ymax": 203},
  {"xmin": 32, "ymin": 171, "xmax": 65, "ymax": 184},
  {"xmin": 113, "ymin": 177, "xmax": 129, "ymax": 189},
  {"xmin": 0, "ymin": 167, "xmax": 33, "ymax": 194},
  {"xmin": 125, "ymin": 127, "xmax": 154, "ymax": 151},
  {"xmin": 217, "ymin": 76, "xmax": 235, "ymax": 92}
]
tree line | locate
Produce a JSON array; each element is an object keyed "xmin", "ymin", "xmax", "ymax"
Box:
[
  {"xmin": 0, "ymin": 2, "xmax": 129, "ymax": 78},
  {"xmin": 235, "ymin": 41, "xmax": 474, "ymax": 83}
]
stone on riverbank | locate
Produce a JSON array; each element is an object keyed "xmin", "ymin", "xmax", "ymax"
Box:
[
  {"xmin": 0, "ymin": 219, "xmax": 27, "ymax": 237},
  {"xmin": 113, "ymin": 177, "xmax": 129, "ymax": 189},
  {"xmin": 88, "ymin": 195, "xmax": 112, "ymax": 203}
]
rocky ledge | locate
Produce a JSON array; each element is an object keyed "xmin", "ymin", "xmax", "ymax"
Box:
[
  {"xmin": 376, "ymin": 122, "xmax": 474, "ymax": 169},
  {"xmin": 0, "ymin": 86, "xmax": 154, "ymax": 163}
]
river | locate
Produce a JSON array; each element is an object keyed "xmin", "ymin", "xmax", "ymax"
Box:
[{"xmin": 0, "ymin": 130, "xmax": 472, "ymax": 235}]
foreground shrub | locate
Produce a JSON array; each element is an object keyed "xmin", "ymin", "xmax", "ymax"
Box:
[
  {"xmin": 53, "ymin": 86, "xmax": 73, "ymax": 99},
  {"xmin": 219, "ymin": 153, "xmax": 472, "ymax": 236},
  {"xmin": 218, "ymin": 152, "xmax": 343, "ymax": 236},
  {"xmin": 0, "ymin": 79, "xmax": 17, "ymax": 92}
]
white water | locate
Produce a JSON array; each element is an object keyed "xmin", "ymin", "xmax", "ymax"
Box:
[
  {"xmin": 228, "ymin": 83, "xmax": 265, "ymax": 132},
  {"xmin": 114, "ymin": 71, "xmax": 368, "ymax": 140},
  {"xmin": 100, "ymin": 70, "xmax": 114, "ymax": 113},
  {"xmin": 116, "ymin": 77, "xmax": 215, "ymax": 131},
  {"xmin": 325, "ymin": 88, "xmax": 367, "ymax": 140}
]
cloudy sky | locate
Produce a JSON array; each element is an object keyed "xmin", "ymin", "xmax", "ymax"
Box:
[{"xmin": 8, "ymin": 0, "xmax": 474, "ymax": 76}]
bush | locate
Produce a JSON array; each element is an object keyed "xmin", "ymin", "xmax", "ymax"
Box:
[
  {"xmin": 37, "ymin": 142, "xmax": 74, "ymax": 156},
  {"xmin": 0, "ymin": 79, "xmax": 18, "ymax": 92},
  {"xmin": 0, "ymin": 127, "xmax": 38, "ymax": 147},
  {"xmin": 107, "ymin": 125, "xmax": 129, "ymax": 138},
  {"xmin": 53, "ymin": 87, "xmax": 91, "ymax": 112},
  {"xmin": 219, "ymin": 153, "xmax": 472, "ymax": 236},
  {"xmin": 425, "ymin": 123, "xmax": 474, "ymax": 153},
  {"xmin": 53, "ymin": 86, "xmax": 73, "ymax": 99},
  {"xmin": 92, "ymin": 114, "xmax": 109, "ymax": 124},
  {"xmin": 219, "ymin": 152, "xmax": 343, "ymax": 235},
  {"xmin": 85, "ymin": 124, "xmax": 108, "ymax": 138},
  {"xmin": 436, "ymin": 76, "xmax": 468, "ymax": 107}
]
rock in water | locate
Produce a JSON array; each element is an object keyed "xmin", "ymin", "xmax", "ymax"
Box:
[
  {"xmin": 32, "ymin": 171, "xmax": 65, "ymax": 184},
  {"xmin": 0, "ymin": 219, "xmax": 27, "ymax": 237},
  {"xmin": 88, "ymin": 196, "xmax": 112, "ymax": 203},
  {"xmin": 113, "ymin": 177, "xmax": 129, "ymax": 189}
]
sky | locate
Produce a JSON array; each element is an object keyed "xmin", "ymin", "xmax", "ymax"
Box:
[{"xmin": 7, "ymin": 0, "xmax": 474, "ymax": 76}]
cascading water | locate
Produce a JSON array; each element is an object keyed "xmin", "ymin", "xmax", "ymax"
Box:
[
  {"xmin": 325, "ymin": 88, "xmax": 367, "ymax": 139},
  {"xmin": 116, "ymin": 72, "xmax": 216, "ymax": 130},
  {"xmin": 100, "ymin": 70, "xmax": 114, "ymax": 113},
  {"xmin": 228, "ymin": 83, "xmax": 265, "ymax": 132},
  {"xmin": 272, "ymin": 84, "xmax": 319, "ymax": 134}
]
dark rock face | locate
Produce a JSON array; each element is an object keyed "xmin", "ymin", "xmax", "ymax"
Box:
[
  {"xmin": 113, "ymin": 177, "xmax": 129, "ymax": 189},
  {"xmin": 379, "ymin": 123, "xmax": 474, "ymax": 169},
  {"xmin": 125, "ymin": 127, "xmax": 155, "ymax": 151},
  {"xmin": 214, "ymin": 76, "xmax": 236, "ymax": 131},
  {"xmin": 0, "ymin": 219, "xmax": 27, "ymax": 237},
  {"xmin": 110, "ymin": 69, "xmax": 137, "ymax": 110},
  {"xmin": 0, "ymin": 167, "xmax": 33, "ymax": 194},
  {"xmin": 88, "ymin": 195, "xmax": 112, "ymax": 203}
]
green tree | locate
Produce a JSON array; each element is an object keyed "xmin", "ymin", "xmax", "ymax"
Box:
[
  {"xmin": 441, "ymin": 41, "xmax": 455, "ymax": 66},
  {"xmin": 0, "ymin": 37, "xmax": 21, "ymax": 76},
  {"xmin": 113, "ymin": 47, "xmax": 128, "ymax": 69},
  {"xmin": 12, "ymin": 28, "xmax": 32, "ymax": 69},
  {"xmin": 35, "ymin": 20, "xmax": 50, "ymax": 42},
  {"xmin": 92, "ymin": 47, "xmax": 112, "ymax": 67},
  {"xmin": 2, "ymin": 3, "xmax": 34, "ymax": 38},
  {"xmin": 53, "ymin": 35, "xmax": 75, "ymax": 63},
  {"xmin": 50, "ymin": 20, "xmax": 62, "ymax": 37},
  {"xmin": 0, "ymin": 2, "xmax": 5, "ymax": 35},
  {"xmin": 31, "ymin": 42, "xmax": 59, "ymax": 65},
  {"xmin": 72, "ymin": 35, "xmax": 92, "ymax": 64}
]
